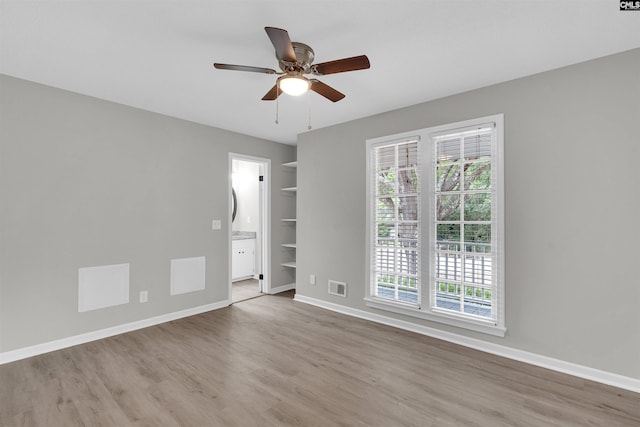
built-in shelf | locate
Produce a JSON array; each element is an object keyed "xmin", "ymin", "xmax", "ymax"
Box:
[{"xmin": 281, "ymin": 161, "xmax": 297, "ymax": 287}]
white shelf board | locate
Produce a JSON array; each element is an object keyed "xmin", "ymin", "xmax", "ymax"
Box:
[
  {"xmin": 281, "ymin": 262, "xmax": 297, "ymax": 268},
  {"xmin": 281, "ymin": 218, "xmax": 297, "ymax": 222},
  {"xmin": 282, "ymin": 161, "xmax": 298, "ymax": 168},
  {"xmin": 281, "ymin": 187, "xmax": 297, "ymax": 192},
  {"xmin": 282, "ymin": 243, "xmax": 297, "ymax": 248}
]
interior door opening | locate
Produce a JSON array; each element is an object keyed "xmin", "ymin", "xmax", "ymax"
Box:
[{"xmin": 229, "ymin": 154, "xmax": 270, "ymax": 303}]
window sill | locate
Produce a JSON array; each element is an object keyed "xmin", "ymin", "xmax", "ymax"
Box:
[{"xmin": 364, "ymin": 297, "xmax": 506, "ymax": 337}]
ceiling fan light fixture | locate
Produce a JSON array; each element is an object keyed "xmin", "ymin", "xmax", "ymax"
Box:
[
  {"xmin": 215, "ymin": 27, "xmax": 369, "ymax": 104},
  {"xmin": 278, "ymin": 75, "xmax": 310, "ymax": 96}
]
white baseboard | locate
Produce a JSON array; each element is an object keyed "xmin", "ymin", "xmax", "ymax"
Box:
[
  {"xmin": 268, "ymin": 283, "xmax": 296, "ymax": 294},
  {"xmin": 293, "ymin": 294, "xmax": 640, "ymax": 394},
  {"xmin": 0, "ymin": 299, "xmax": 230, "ymax": 365}
]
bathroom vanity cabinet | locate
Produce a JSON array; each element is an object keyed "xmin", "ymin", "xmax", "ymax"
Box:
[{"xmin": 232, "ymin": 237, "xmax": 255, "ymax": 281}]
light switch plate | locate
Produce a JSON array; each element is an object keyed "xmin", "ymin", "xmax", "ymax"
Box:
[
  {"xmin": 212, "ymin": 220, "xmax": 222, "ymax": 230},
  {"xmin": 310, "ymin": 274, "xmax": 316, "ymax": 285},
  {"xmin": 139, "ymin": 291, "xmax": 148, "ymax": 303}
]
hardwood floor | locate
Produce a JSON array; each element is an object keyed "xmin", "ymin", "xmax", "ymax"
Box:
[
  {"xmin": 232, "ymin": 279, "xmax": 262, "ymax": 303},
  {"xmin": 1, "ymin": 291, "xmax": 639, "ymax": 426}
]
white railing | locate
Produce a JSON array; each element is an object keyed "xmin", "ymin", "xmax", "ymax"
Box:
[
  {"xmin": 435, "ymin": 241, "xmax": 492, "ymax": 315},
  {"xmin": 375, "ymin": 240, "xmax": 493, "ymax": 316}
]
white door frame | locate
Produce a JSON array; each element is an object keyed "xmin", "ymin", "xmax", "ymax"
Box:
[{"xmin": 228, "ymin": 153, "xmax": 271, "ymax": 300}]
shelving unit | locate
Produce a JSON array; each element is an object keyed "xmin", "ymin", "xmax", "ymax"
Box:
[{"xmin": 281, "ymin": 161, "xmax": 297, "ymax": 288}]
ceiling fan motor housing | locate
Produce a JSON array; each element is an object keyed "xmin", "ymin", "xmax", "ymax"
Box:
[{"xmin": 279, "ymin": 42, "xmax": 315, "ymax": 73}]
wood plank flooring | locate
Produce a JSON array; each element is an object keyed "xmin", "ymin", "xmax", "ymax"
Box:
[
  {"xmin": 1, "ymin": 291, "xmax": 639, "ymax": 426},
  {"xmin": 232, "ymin": 279, "xmax": 262, "ymax": 303}
]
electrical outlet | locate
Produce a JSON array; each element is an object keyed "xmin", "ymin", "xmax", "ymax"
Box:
[
  {"xmin": 310, "ymin": 274, "xmax": 316, "ymax": 285},
  {"xmin": 212, "ymin": 220, "xmax": 221, "ymax": 230},
  {"xmin": 140, "ymin": 291, "xmax": 149, "ymax": 303}
]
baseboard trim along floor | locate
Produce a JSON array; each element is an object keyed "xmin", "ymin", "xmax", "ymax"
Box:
[
  {"xmin": 4, "ymin": 292, "xmax": 638, "ymax": 395},
  {"xmin": 0, "ymin": 299, "xmax": 230, "ymax": 365},
  {"xmin": 2, "ymin": 283, "xmax": 297, "ymax": 365},
  {"xmin": 293, "ymin": 294, "xmax": 640, "ymax": 394}
]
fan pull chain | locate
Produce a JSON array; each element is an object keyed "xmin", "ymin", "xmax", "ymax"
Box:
[
  {"xmin": 275, "ymin": 85, "xmax": 280, "ymax": 124},
  {"xmin": 307, "ymin": 90, "xmax": 312, "ymax": 130}
]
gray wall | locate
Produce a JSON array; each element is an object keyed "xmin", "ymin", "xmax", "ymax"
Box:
[
  {"xmin": 296, "ymin": 48, "xmax": 640, "ymax": 379},
  {"xmin": 0, "ymin": 75, "xmax": 295, "ymax": 352}
]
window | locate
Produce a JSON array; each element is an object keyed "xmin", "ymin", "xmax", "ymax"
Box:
[
  {"xmin": 371, "ymin": 138, "xmax": 421, "ymax": 305},
  {"xmin": 366, "ymin": 115, "xmax": 505, "ymax": 336}
]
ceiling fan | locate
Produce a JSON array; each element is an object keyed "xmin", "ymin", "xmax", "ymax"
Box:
[{"xmin": 214, "ymin": 27, "xmax": 370, "ymax": 103}]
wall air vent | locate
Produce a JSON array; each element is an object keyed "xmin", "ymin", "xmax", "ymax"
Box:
[{"xmin": 328, "ymin": 280, "xmax": 347, "ymax": 297}]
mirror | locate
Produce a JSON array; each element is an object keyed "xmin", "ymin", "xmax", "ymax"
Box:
[{"xmin": 232, "ymin": 188, "xmax": 238, "ymax": 222}]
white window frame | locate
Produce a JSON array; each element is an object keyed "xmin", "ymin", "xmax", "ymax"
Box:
[
  {"xmin": 365, "ymin": 114, "xmax": 505, "ymax": 337},
  {"xmin": 367, "ymin": 136, "xmax": 422, "ymax": 308}
]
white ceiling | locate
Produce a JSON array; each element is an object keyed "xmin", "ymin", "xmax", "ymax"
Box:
[{"xmin": 1, "ymin": 1, "xmax": 639, "ymax": 145}]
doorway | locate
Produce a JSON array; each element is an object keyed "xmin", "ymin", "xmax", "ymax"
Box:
[{"xmin": 229, "ymin": 154, "xmax": 270, "ymax": 303}]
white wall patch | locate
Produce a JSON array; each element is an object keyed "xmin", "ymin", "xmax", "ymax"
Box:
[
  {"xmin": 170, "ymin": 256, "xmax": 206, "ymax": 296},
  {"xmin": 78, "ymin": 263, "xmax": 130, "ymax": 312}
]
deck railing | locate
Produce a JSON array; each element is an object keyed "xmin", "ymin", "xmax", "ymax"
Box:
[{"xmin": 375, "ymin": 240, "xmax": 493, "ymax": 317}]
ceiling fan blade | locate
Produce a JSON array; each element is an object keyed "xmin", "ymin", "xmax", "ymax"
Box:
[
  {"xmin": 310, "ymin": 79, "xmax": 345, "ymax": 102},
  {"xmin": 311, "ymin": 55, "xmax": 370, "ymax": 75},
  {"xmin": 261, "ymin": 85, "xmax": 281, "ymax": 101},
  {"xmin": 264, "ymin": 27, "xmax": 297, "ymax": 63},
  {"xmin": 214, "ymin": 63, "xmax": 278, "ymax": 74}
]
